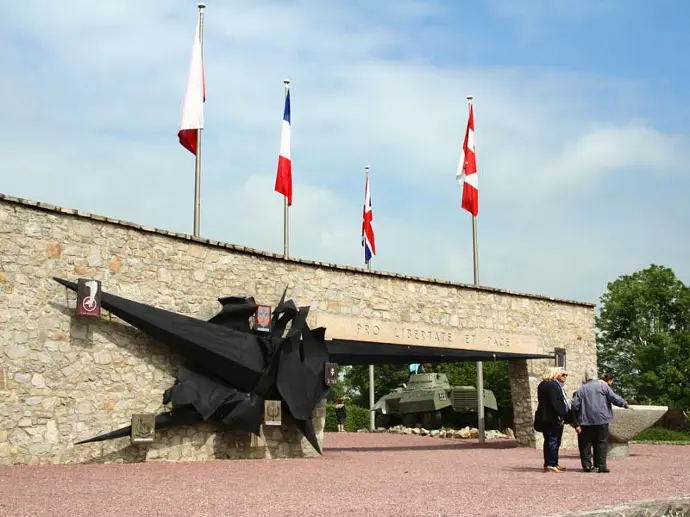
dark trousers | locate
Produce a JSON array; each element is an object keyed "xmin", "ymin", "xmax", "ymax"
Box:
[
  {"xmin": 579, "ymin": 424, "xmax": 609, "ymax": 470},
  {"xmin": 542, "ymin": 423, "xmax": 564, "ymax": 467},
  {"xmin": 577, "ymin": 430, "xmax": 594, "ymax": 469}
]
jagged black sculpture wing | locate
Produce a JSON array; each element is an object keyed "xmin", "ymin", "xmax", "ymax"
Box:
[
  {"xmin": 54, "ymin": 277, "xmax": 331, "ymax": 454},
  {"xmin": 273, "ymin": 305, "xmax": 330, "ymax": 449},
  {"xmin": 75, "ymin": 406, "xmax": 202, "ymax": 445},
  {"xmin": 55, "ymin": 278, "xmax": 267, "ymax": 390}
]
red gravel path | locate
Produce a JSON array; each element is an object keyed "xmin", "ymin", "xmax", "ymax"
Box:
[{"xmin": 1, "ymin": 433, "xmax": 688, "ymax": 517}]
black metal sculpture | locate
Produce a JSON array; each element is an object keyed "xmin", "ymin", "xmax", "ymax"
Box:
[{"xmin": 53, "ymin": 277, "xmax": 332, "ymax": 455}]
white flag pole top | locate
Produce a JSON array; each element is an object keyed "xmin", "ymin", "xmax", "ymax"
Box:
[{"xmin": 178, "ymin": 3, "xmax": 206, "ymax": 155}]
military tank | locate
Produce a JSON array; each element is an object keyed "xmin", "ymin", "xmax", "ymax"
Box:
[{"xmin": 372, "ymin": 372, "xmax": 499, "ymax": 430}]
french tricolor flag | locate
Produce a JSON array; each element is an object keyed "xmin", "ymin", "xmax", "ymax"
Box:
[
  {"xmin": 362, "ymin": 172, "xmax": 376, "ymax": 263},
  {"xmin": 274, "ymin": 87, "xmax": 292, "ymax": 206}
]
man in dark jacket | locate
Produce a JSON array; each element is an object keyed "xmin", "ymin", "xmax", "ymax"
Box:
[
  {"xmin": 570, "ymin": 389, "xmax": 590, "ymax": 471},
  {"xmin": 571, "ymin": 367, "xmax": 630, "ymax": 473},
  {"xmin": 534, "ymin": 367, "xmax": 570, "ymax": 472}
]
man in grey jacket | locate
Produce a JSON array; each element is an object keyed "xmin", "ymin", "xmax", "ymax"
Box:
[{"xmin": 571, "ymin": 367, "xmax": 630, "ymax": 473}]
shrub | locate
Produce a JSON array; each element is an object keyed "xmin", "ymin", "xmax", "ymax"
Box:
[
  {"xmin": 324, "ymin": 403, "xmax": 371, "ymax": 432},
  {"xmin": 655, "ymin": 408, "xmax": 689, "ymax": 431},
  {"xmin": 633, "ymin": 427, "xmax": 690, "ymax": 443}
]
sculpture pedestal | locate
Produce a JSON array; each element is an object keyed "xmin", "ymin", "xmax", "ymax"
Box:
[
  {"xmin": 606, "ymin": 441, "xmax": 629, "ymax": 458},
  {"xmin": 606, "ymin": 404, "xmax": 669, "ymax": 459}
]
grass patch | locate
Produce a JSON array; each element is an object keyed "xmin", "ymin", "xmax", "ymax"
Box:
[{"xmin": 632, "ymin": 427, "xmax": 690, "ymax": 444}]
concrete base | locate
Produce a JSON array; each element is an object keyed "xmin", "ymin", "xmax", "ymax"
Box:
[{"xmin": 606, "ymin": 441, "xmax": 629, "ymax": 458}]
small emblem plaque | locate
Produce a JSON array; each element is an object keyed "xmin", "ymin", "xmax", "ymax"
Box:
[
  {"xmin": 324, "ymin": 362, "xmax": 339, "ymax": 386},
  {"xmin": 131, "ymin": 413, "xmax": 156, "ymax": 443},
  {"xmin": 77, "ymin": 278, "xmax": 102, "ymax": 317},
  {"xmin": 254, "ymin": 305, "xmax": 272, "ymax": 332},
  {"xmin": 264, "ymin": 400, "xmax": 282, "ymax": 425}
]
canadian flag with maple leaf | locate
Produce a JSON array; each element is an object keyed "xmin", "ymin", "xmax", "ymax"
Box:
[{"xmin": 456, "ymin": 103, "xmax": 478, "ymax": 216}]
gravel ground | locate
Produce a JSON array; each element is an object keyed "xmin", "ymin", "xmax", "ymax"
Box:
[{"xmin": 1, "ymin": 433, "xmax": 688, "ymax": 517}]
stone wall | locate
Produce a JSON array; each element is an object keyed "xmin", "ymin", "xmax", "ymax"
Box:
[{"xmin": 0, "ymin": 194, "xmax": 596, "ymax": 464}]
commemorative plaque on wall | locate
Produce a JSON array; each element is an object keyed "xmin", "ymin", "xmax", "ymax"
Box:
[
  {"xmin": 254, "ymin": 305, "xmax": 272, "ymax": 333},
  {"xmin": 264, "ymin": 400, "xmax": 282, "ymax": 426},
  {"xmin": 324, "ymin": 362, "xmax": 339, "ymax": 386},
  {"xmin": 76, "ymin": 278, "xmax": 102, "ymax": 317},
  {"xmin": 131, "ymin": 413, "xmax": 156, "ymax": 443}
]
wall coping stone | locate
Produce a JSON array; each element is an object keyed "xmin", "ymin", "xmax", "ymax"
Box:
[
  {"xmin": 0, "ymin": 192, "xmax": 595, "ymax": 308},
  {"xmin": 543, "ymin": 494, "xmax": 690, "ymax": 517}
]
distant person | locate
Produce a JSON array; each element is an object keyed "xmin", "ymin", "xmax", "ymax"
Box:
[
  {"xmin": 408, "ymin": 363, "xmax": 422, "ymax": 382},
  {"xmin": 571, "ymin": 367, "xmax": 630, "ymax": 473},
  {"xmin": 602, "ymin": 373, "xmax": 614, "ymax": 385},
  {"xmin": 534, "ymin": 367, "xmax": 570, "ymax": 473},
  {"xmin": 335, "ymin": 397, "xmax": 347, "ymax": 432}
]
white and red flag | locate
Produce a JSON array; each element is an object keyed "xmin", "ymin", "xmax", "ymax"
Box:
[
  {"xmin": 456, "ymin": 103, "xmax": 478, "ymax": 216},
  {"xmin": 274, "ymin": 88, "xmax": 292, "ymax": 206},
  {"xmin": 178, "ymin": 11, "xmax": 205, "ymax": 155}
]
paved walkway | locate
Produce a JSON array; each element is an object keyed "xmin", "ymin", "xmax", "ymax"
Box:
[{"xmin": 1, "ymin": 433, "xmax": 688, "ymax": 517}]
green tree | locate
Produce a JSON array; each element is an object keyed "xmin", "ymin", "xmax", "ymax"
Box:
[
  {"xmin": 343, "ymin": 364, "xmax": 409, "ymax": 406},
  {"xmin": 596, "ymin": 264, "xmax": 690, "ymax": 409}
]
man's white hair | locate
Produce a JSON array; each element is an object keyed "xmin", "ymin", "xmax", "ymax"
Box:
[{"xmin": 584, "ymin": 366, "xmax": 598, "ymax": 381}]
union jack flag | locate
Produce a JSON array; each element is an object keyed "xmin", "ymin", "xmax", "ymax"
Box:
[{"xmin": 361, "ymin": 172, "xmax": 376, "ymax": 263}]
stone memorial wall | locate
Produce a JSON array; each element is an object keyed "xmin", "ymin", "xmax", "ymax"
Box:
[{"xmin": 0, "ymin": 193, "xmax": 596, "ymax": 465}]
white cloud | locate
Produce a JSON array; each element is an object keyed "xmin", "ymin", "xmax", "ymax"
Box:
[
  {"xmin": 1, "ymin": 0, "xmax": 689, "ymax": 305},
  {"xmin": 544, "ymin": 122, "xmax": 685, "ymax": 185}
]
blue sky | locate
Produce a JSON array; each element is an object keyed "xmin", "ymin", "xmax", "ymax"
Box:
[{"xmin": 1, "ymin": 0, "xmax": 689, "ymax": 305}]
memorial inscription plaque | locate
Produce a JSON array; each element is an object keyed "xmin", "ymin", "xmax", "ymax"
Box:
[
  {"xmin": 131, "ymin": 413, "xmax": 155, "ymax": 443},
  {"xmin": 312, "ymin": 314, "xmax": 540, "ymax": 355},
  {"xmin": 264, "ymin": 400, "xmax": 282, "ymax": 426}
]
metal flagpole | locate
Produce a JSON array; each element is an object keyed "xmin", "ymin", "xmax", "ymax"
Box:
[
  {"xmin": 365, "ymin": 165, "xmax": 375, "ymax": 431},
  {"xmin": 368, "ymin": 296, "xmax": 374, "ymax": 430},
  {"xmin": 283, "ymin": 79, "xmax": 290, "ymax": 258},
  {"xmin": 193, "ymin": 2, "xmax": 206, "ymax": 238},
  {"xmin": 467, "ymin": 95, "xmax": 485, "ymax": 444},
  {"xmin": 283, "ymin": 195, "xmax": 289, "ymax": 258},
  {"xmin": 474, "ymin": 213, "xmax": 485, "ymax": 444}
]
